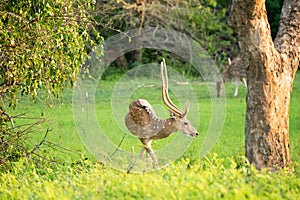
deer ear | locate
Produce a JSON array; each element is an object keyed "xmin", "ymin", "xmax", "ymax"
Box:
[{"xmin": 181, "ymin": 102, "xmax": 189, "ymax": 118}]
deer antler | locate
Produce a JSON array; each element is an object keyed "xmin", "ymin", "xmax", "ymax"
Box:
[{"xmin": 161, "ymin": 58, "xmax": 187, "ymax": 117}]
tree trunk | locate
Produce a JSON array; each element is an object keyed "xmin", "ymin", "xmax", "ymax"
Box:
[{"xmin": 229, "ymin": 0, "xmax": 300, "ymax": 170}]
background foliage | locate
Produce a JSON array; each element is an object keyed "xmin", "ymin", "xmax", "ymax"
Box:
[
  {"xmin": 266, "ymin": 0, "xmax": 284, "ymax": 38},
  {"xmin": 96, "ymin": 0, "xmax": 237, "ymax": 78},
  {"xmin": 0, "ymin": 0, "xmax": 100, "ymax": 107},
  {"xmin": 0, "ymin": 0, "xmax": 100, "ymax": 168},
  {"xmin": 97, "ymin": 0, "xmax": 284, "ymax": 79}
]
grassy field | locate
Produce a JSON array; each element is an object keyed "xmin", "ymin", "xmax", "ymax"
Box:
[{"xmin": 1, "ymin": 71, "xmax": 300, "ymax": 199}]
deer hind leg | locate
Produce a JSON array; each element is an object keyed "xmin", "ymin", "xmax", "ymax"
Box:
[
  {"xmin": 234, "ymin": 76, "xmax": 239, "ymax": 97},
  {"xmin": 216, "ymin": 80, "xmax": 223, "ymax": 97},
  {"xmin": 139, "ymin": 147, "xmax": 146, "ymax": 159}
]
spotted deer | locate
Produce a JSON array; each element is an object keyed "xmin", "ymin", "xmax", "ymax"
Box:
[
  {"xmin": 125, "ymin": 59, "xmax": 199, "ymax": 165},
  {"xmin": 216, "ymin": 54, "xmax": 247, "ymax": 97}
]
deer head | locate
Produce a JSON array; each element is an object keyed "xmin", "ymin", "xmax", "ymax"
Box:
[{"xmin": 161, "ymin": 58, "xmax": 198, "ymax": 138}]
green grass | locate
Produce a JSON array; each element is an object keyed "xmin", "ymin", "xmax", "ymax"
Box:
[{"xmin": 1, "ymin": 71, "xmax": 300, "ymax": 199}]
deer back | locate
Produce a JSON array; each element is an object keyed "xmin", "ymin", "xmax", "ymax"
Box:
[
  {"xmin": 223, "ymin": 55, "xmax": 246, "ymax": 81},
  {"xmin": 125, "ymin": 99, "xmax": 165, "ymax": 139}
]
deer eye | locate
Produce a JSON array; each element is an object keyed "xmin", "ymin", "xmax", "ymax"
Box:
[{"xmin": 183, "ymin": 121, "xmax": 188, "ymax": 126}]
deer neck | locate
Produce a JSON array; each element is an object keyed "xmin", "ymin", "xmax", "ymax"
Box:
[{"xmin": 151, "ymin": 118, "xmax": 178, "ymax": 140}]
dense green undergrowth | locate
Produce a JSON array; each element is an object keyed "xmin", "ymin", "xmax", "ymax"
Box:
[{"xmin": 1, "ymin": 154, "xmax": 300, "ymax": 200}]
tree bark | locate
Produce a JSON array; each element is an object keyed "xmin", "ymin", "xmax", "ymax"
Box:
[{"xmin": 229, "ymin": 0, "xmax": 300, "ymax": 170}]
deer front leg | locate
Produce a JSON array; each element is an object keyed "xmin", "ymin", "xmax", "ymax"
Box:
[
  {"xmin": 242, "ymin": 77, "xmax": 247, "ymax": 88},
  {"xmin": 140, "ymin": 139, "xmax": 158, "ymax": 166},
  {"xmin": 145, "ymin": 144, "xmax": 158, "ymax": 166}
]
